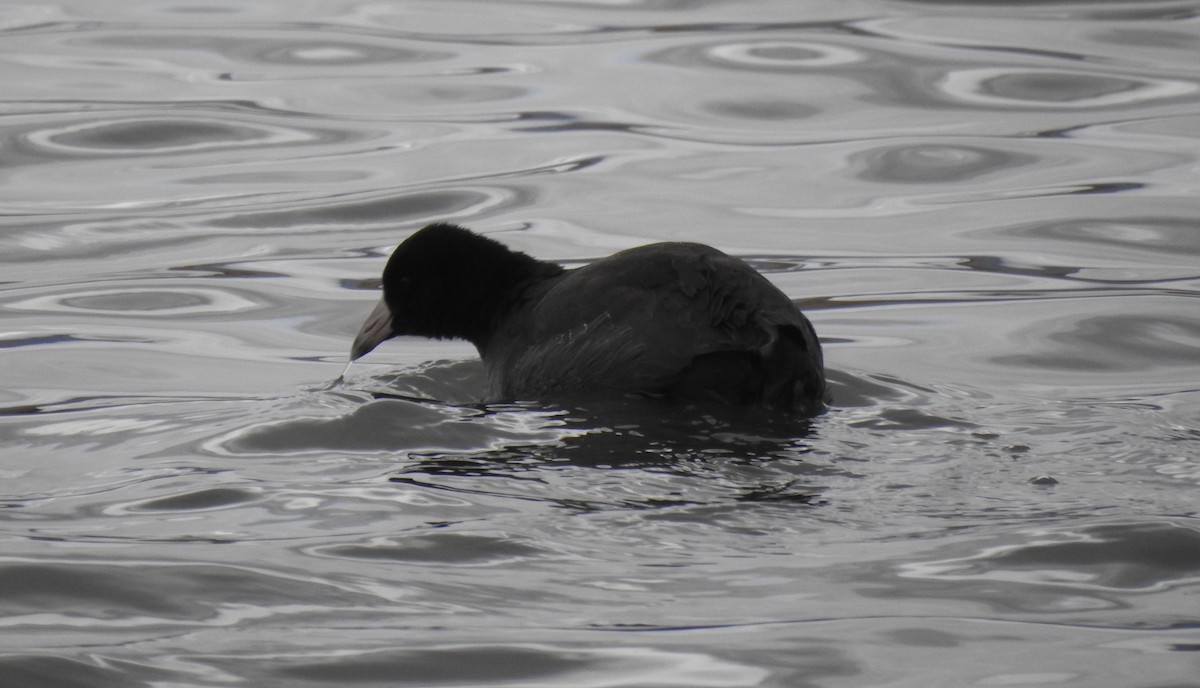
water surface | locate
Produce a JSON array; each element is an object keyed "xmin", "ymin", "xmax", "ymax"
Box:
[{"xmin": 2, "ymin": 0, "xmax": 1199, "ymax": 686}]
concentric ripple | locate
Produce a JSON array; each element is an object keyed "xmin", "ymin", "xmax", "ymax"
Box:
[
  {"xmin": 938, "ymin": 67, "xmax": 1197, "ymax": 108},
  {"xmin": 8, "ymin": 286, "xmax": 258, "ymax": 317}
]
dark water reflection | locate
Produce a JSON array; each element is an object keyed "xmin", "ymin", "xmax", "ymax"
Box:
[
  {"xmin": 3, "ymin": 0, "xmax": 1200, "ymax": 685},
  {"xmin": 885, "ymin": 521, "xmax": 1200, "ymax": 616}
]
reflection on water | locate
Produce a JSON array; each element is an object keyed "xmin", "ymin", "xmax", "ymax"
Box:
[
  {"xmin": 853, "ymin": 143, "xmax": 1039, "ymax": 183},
  {"xmin": 902, "ymin": 521, "xmax": 1200, "ymax": 592},
  {"xmin": 2, "ymin": 0, "xmax": 1199, "ymax": 685}
]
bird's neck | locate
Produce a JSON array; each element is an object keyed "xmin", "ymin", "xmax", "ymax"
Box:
[{"xmin": 461, "ymin": 252, "xmax": 564, "ymax": 350}]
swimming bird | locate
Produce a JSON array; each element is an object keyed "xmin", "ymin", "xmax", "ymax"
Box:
[{"xmin": 351, "ymin": 223, "xmax": 827, "ymax": 415}]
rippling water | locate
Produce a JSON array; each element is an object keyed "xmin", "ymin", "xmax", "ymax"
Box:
[{"xmin": 3, "ymin": 0, "xmax": 1199, "ymax": 685}]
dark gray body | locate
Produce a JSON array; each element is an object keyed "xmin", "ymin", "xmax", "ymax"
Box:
[{"xmin": 480, "ymin": 242, "xmax": 825, "ymax": 414}]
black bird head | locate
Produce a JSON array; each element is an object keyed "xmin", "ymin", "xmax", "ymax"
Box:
[{"xmin": 350, "ymin": 223, "xmax": 562, "ymax": 359}]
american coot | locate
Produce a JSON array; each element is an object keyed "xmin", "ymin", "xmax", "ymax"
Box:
[{"xmin": 351, "ymin": 223, "xmax": 827, "ymax": 416}]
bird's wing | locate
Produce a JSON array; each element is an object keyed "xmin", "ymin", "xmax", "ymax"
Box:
[{"xmin": 491, "ymin": 244, "xmax": 803, "ymax": 399}]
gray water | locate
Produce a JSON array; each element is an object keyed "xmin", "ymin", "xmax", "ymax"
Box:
[{"xmin": 3, "ymin": 0, "xmax": 1200, "ymax": 686}]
